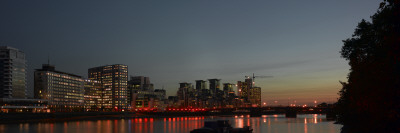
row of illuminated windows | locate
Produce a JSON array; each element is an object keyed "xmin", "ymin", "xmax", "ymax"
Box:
[
  {"xmin": 46, "ymin": 88, "xmax": 83, "ymax": 94},
  {"xmin": 46, "ymin": 72, "xmax": 83, "ymax": 82},
  {"xmin": 47, "ymin": 91, "xmax": 83, "ymax": 97},
  {"xmin": 47, "ymin": 86, "xmax": 83, "ymax": 91},
  {"xmin": 66, "ymin": 92, "xmax": 83, "ymax": 97},
  {"xmin": 50, "ymin": 93, "xmax": 84, "ymax": 98},
  {"xmin": 48, "ymin": 81, "xmax": 82, "ymax": 87},
  {"xmin": 47, "ymin": 85, "xmax": 81, "ymax": 89},
  {"xmin": 50, "ymin": 98, "xmax": 84, "ymax": 103},
  {"xmin": 84, "ymin": 95, "xmax": 101, "ymax": 99},
  {"xmin": 47, "ymin": 78, "xmax": 82, "ymax": 85}
]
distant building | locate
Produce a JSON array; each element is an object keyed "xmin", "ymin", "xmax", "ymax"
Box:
[
  {"xmin": 177, "ymin": 82, "xmax": 193, "ymax": 107},
  {"xmin": 0, "ymin": 46, "xmax": 26, "ymax": 99},
  {"xmin": 167, "ymin": 96, "xmax": 179, "ymax": 107},
  {"xmin": 34, "ymin": 64, "xmax": 84, "ymax": 112},
  {"xmin": 237, "ymin": 81, "xmax": 248, "ymax": 100},
  {"xmin": 88, "ymin": 64, "xmax": 128, "ymax": 111},
  {"xmin": 223, "ymin": 83, "xmax": 234, "ymax": 95},
  {"xmin": 195, "ymin": 80, "xmax": 207, "ymax": 107},
  {"xmin": 84, "ymin": 79, "xmax": 102, "ymax": 111},
  {"xmin": 195, "ymin": 80, "xmax": 207, "ymax": 90},
  {"xmin": 237, "ymin": 78, "xmax": 261, "ymax": 107},
  {"xmin": 208, "ymin": 79, "xmax": 220, "ymax": 96},
  {"xmin": 248, "ymin": 87, "xmax": 261, "ymax": 107},
  {"xmin": 127, "ymin": 76, "xmax": 166, "ymax": 111},
  {"xmin": 129, "ymin": 76, "xmax": 152, "ymax": 90}
]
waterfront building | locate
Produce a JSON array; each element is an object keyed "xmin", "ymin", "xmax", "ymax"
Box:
[
  {"xmin": 177, "ymin": 82, "xmax": 193, "ymax": 107},
  {"xmin": 198, "ymin": 88, "xmax": 211, "ymax": 108},
  {"xmin": 223, "ymin": 83, "xmax": 236, "ymax": 107},
  {"xmin": 167, "ymin": 96, "xmax": 179, "ymax": 108},
  {"xmin": 129, "ymin": 76, "xmax": 152, "ymax": 90},
  {"xmin": 88, "ymin": 64, "xmax": 128, "ymax": 111},
  {"xmin": 237, "ymin": 77, "xmax": 262, "ymax": 107},
  {"xmin": 195, "ymin": 80, "xmax": 206, "ymax": 90},
  {"xmin": 223, "ymin": 83, "xmax": 234, "ymax": 97},
  {"xmin": 0, "ymin": 98, "xmax": 48, "ymax": 113},
  {"xmin": 34, "ymin": 64, "xmax": 84, "ymax": 112},
  {"xmin": 248, "ymin": 86, "xmax": 261, "ymax": 107},
  {"xmin": 208, "ymin": 79, "xmax": 220, "ymax": 96},
  {"xmin": 237, "ymin": 81, "xmax": 248, "ymax": 100},
  {"xmin": 195, "ymin": 80, "xmax": 207, "ymax": 107},
  {"xmin": 128, "ymin": 76, "xmax": 166, "ymax": 111},
  {"xmin": 84, "ymin": 79, "xmax": 102, "ymax": 111},
  {"xmin": 0, "ymin": 46, "xmax": 26, "ymax": 99}
]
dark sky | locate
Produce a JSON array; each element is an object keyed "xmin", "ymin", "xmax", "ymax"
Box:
[{"xmin": 0, "ymin": 0, "xmax": 381, "ymax": 105}]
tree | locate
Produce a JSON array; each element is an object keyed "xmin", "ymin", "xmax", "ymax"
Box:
[{"xmin": 336, "ymin": 0, "xmax": 400, "ymax": 132}]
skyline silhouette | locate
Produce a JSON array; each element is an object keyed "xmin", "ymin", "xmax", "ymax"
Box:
[{"xmin": 0, "ymin": 0, "xmax": 382, "ymax": 104}]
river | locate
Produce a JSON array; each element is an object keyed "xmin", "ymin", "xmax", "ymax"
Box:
[{"xmin": 0, "ymin": 114, "xmax": 342, "ymax": 133}]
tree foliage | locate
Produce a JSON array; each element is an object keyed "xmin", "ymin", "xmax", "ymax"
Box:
[{"xmin": 336, "ymin": 0, "xmax": 400, "ymax": 132}]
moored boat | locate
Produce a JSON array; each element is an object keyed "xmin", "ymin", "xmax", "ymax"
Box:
[{"xmin": 190, "ymin": 120, "xmax": 253, "ymax": 133}]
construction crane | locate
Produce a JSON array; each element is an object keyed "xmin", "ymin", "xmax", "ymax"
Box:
[{"xmin": 245, "ymin": 73, "xmax": 273, "ymax": 87}]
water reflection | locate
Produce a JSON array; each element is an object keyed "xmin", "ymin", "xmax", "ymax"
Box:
[{"xmin": 0, "ymin": 114, "xmax": 341, "ymax": 133}]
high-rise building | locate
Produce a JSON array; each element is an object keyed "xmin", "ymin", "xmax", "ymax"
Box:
[
  {"xmin": 208, "ymin": 79, "xmax": 220, "ymax": 96},
  {"xmin": 129, "ymin": 76, "xmax": 151, "ymax": 90},
  {"xmin": 238, "ymin": 77, "xmax": 262, "ymax": 107},
  {"xmin": 84, "ymin": 79, "xmax": 102, "ymax": 111},
  {"xmin": 249, "ymin": 87, "xmax": 261, "ymax": 107},
  {"xmin": 237, "ymin": 81, "xmax": 248, "ymax": 98},
  {"xmin": 88, "ymin": 64, "xmax": 128, "ymax": 111},
  {"xmin": 223, "ymin": 83, "xmax": 237, "ymax": 108},
  {"xmin": 223, "ymin": 83, "xmax": 234, "ymax": 97},
  {"xmin": 223, "ymin": 83, "xmax": 234, "ymax": 92},
  {"xmin": 127, "ymin": 76, "xmax": 165, "ymax": 111},
  {"xmin": 177, "ymin": 82, "xmax": 193, "ymax": 107},
  {"xmin": 195, "ymin": 80, "xmax": 206, "ymax": 90},
  {"xmin": 34, "ymin": 64, "xmax": 84, "ymax": 112},
  {"xmin": 0, "ymin": 46, "xmax": 26, "ymax": 99}
]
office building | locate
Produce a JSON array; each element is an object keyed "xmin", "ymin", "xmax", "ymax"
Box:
[
  {"xmin": 34, "ymin": 64, "xmax": 84, "ymax": 112},
  {"xmin": 88, "ymin": 64, "xmax": 128, "ymax": 111},
  {"xmin": 84, "ymin": 79, "xmax": 102, "ymax": 111},
  {"xmin": 0, "ymin": 46, "xmax": 26, "ymax": 99},
  {"xmin": 195, "ymin": 80, "xmax": 206, "ymax": 90},
  {"xmin": 208, "ymin": 79, "xmax": 220, "ymax": 96},
  {"xmin": 249, "ymin": 87, "xmax": 261, "ymax": 107},
  {"xmin": 128, "ymin": 76, "xmax": 165, "ymax": 111}
]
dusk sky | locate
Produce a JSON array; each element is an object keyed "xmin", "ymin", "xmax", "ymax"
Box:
[{"xmin": 0, "ymin": 0, "xmax": 381, "ymax": 105}]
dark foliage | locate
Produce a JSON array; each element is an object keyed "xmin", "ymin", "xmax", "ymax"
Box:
[{"xmin": 336, "ymin": 0, "xmax": 400, "ymax": 132}]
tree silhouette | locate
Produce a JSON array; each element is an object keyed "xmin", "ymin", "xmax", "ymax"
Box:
[{"xmin": 336, "ymin": 0, "xmax": 400, "ymax": 132}]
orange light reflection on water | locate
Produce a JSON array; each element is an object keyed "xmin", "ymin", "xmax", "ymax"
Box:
[
  {"xmin": 235, "ymin": 118, "xmax": 244, "ymax": 128},
  {"xmin": 304, "ymin": 117, "xmax": 308, "ymax": 133}
]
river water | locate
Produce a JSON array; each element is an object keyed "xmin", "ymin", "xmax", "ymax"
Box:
[{"xmin": 0, "ymin": 114, "xmax": 342, "ymax": 133}]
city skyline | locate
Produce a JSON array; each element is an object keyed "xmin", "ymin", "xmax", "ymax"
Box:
[{"xmin": 0, "ymin": 0, "xmax": 382, "ymax": 104}]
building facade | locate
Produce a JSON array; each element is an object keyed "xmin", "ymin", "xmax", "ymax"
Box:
[
  {"xmin": 34, "ymin": 64, "xmax": 84, "ymax": 112},
  {"xmin": 84, "ymin": 79, "xmax": 102, "ymax": 111},
  {"xmin": 88, "ymin": 64, "xmax": 128, "ymax": 111},
  {"xmin": 208, "ymin": 79, "xmax": 220, "ymax": 96},
  {"xmin": 248, "ymin": 86, "xmax": 261, "ymax": 107},
  {"xmin": 0, "ymin": 46, "xmax": 26, "ymax": 99}
]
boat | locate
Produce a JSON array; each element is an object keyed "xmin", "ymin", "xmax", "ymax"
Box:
[{"xmin": 190, "ymin": 120, "xmax": 253, "ymax": 133}]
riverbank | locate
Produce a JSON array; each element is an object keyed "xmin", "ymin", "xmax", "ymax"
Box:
[
  {"xmin": 0, "ymin": 112, "xmax": 137, "ymax": 124},
  {"xmin": 0, "ymin": 111, "xmax": 333, "ymax": 124}
]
